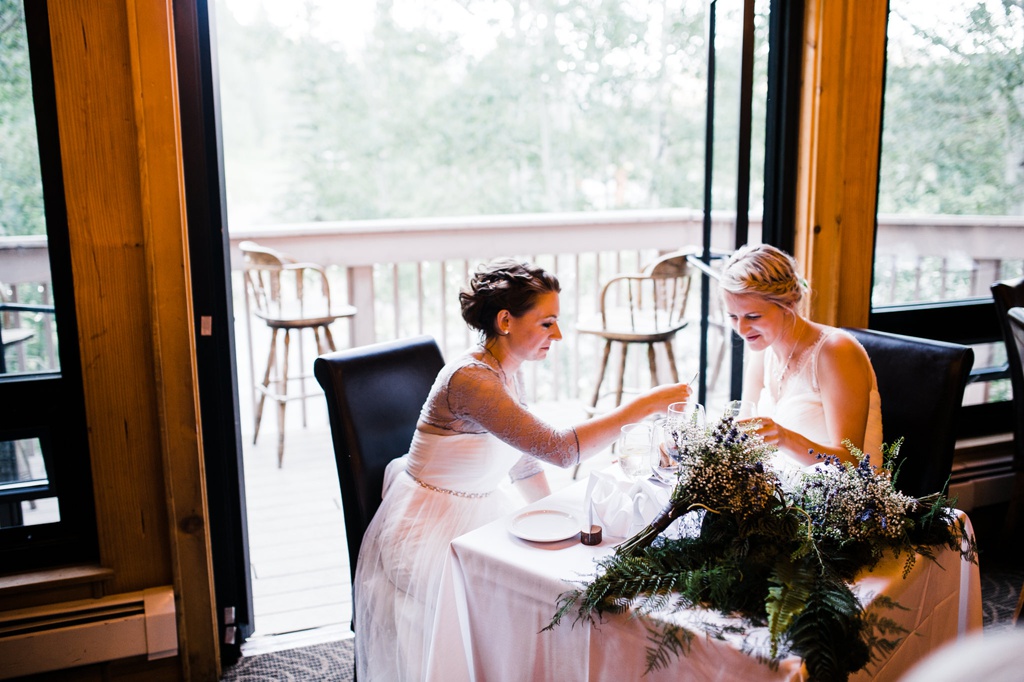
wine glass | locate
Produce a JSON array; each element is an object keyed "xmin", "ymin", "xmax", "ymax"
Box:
[
  {"xmin": 665, "ymin": 402, "xmax": 706, "ymax": 460},
  {"xmin": 723, "ymin": 399, "xmax": 755, "ymax": 420},
  {"xmin": 651, "ymin": 418, "xmax": 680, "ymax": 484},
  {"xmin": 617, "ymin": 423, "xmax": 653, "ymax": 481},
  {"xmin": 667, "ymin": 401, "xmax": 706, "ymax": 433}
]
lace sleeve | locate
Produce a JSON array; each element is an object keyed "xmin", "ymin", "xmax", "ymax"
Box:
[
  {"xmin": 508, "ymin": 455, "xmax": 545, "ymax": 482},
  {"xmin": 446, "ymin": 364, "xmax": 580, "ymax": 468}
]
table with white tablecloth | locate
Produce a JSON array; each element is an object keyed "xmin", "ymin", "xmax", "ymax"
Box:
[{"xmin": 425, "ymin": 471, "xmax": 981, "ymax": 682}]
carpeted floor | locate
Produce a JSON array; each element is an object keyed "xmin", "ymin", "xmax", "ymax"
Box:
[
  {"xmin": 981, "ymin": 561, "xmax": 1024, "ymax": 628},
  {"xmin": 222, "ymin": 637, "xmax": 355, "ymax": 681},
  {"xmin": 221, "ymin": 561, "xmax": 1023, "ymax": 682}
]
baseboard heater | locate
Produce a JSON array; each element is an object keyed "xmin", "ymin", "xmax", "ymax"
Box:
[{"xmin": 0, "ymin": 585, "xmax": 177, "ymax": 679}]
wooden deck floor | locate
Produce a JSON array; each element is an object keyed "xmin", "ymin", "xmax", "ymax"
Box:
[
  {"xmin": 242, "ymin": 414, "xmax": 350, "ymax": 643},
  {"xmin": 238, "ymin": 394, "xmax": 605, "ymax": 654}
]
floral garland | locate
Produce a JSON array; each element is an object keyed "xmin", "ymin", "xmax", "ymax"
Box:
[{"xmin": 546, "ymin": 416, "xmax": 977, "ymax": 681}]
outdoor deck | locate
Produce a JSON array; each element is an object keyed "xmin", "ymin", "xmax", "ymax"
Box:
[{"xmin": 238, "ymin": 381, "xmax": 615, "ymax": 655}]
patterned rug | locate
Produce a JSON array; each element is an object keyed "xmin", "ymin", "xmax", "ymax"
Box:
[
  {"xmin": 221, "ymin": 564, "xmax": 1022, "ymax": 682},
  {"xmin": 222, "ymin": 638, "xmax": 354, "ymax": 681},
  {"xmin": 981, "ymin": 561, "xmax": 1024, "ymax": 629}
]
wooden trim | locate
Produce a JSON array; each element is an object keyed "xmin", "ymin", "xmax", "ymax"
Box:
[
  {"xmin": 795, "ymin": 0, "xmax": 888, "ymax": 327},
  {"xmin": 47, "ymin": 0, "xmax": 217, "ymax": 677},
  {"xmin": 124, "ymin": 0, "xmax": 219, "ymax": 678},
  {"xmin": 0, "ymin": 566, "xmax": 114, "ymax": 598}
]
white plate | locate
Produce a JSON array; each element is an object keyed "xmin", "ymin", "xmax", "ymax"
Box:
[{"xmin": 507, "ymin": 508, "xmax": 581, "ymax": 542}]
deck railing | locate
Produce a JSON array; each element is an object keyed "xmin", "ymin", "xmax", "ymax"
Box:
[
  {"xmin": 3, "ymin": 211, "xmax": 1023, "ymax": 409},
  {"xmin": 228, "ymin": 208, "xmax": 739, "ymax": 407}
]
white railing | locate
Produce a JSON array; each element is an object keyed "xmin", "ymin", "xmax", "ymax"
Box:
[
  {"xmin": 228, "ymin": 208, "xmax": 741, "ymax": 407},
  {"xmin": 872, "ymin": 214, "xmax": 1024, "ymax": 304},
  {"xmin": 3, "ymin": 211, "xmax": 1023, "ymax": 405},
  {"xmin": 0, "ymin": 235, "xmax": 58, "ymax": 375}
]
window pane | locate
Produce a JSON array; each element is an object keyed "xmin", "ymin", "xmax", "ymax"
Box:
[
  {"xmin": 875, "ymin": 1, "xmax": 1024, "ymax": 307},
  {"xmin": 0, "ymin": 0, "xmax": 59, "ymax": 377},
  {"xmin": 0, "ymin": 437, "xmax": 59, "ymax": 529},
  {"xmin": 0, "ymin": 0, "xmax": 96, "ymax": 572}
]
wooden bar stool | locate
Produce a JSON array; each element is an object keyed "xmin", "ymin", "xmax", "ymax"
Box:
[
  {"xmin": 576, "ymin": 250, "xmax": 695, "ymax": 414},
  {"xmin": 240, "ymin": 241, "xmax": 356, "ymax": 467}
]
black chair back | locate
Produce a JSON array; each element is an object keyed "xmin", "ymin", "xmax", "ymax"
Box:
[
  {"xmin": 314, "ymin": 335, "xmax": 445, "ymax": 583},
  {"xmin": 1008, "ymin": 308, "xmax": 1024, "ymax": 462},
  {"xmin": 992, "ymin": 277, "xmax": 1024, "ymax": 471},
  {"xmin": 845, "ymin": 328, "xmax": 974, "ymax": 498}
]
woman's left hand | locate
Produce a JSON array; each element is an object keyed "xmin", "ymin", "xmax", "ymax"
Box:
[{"xmin": 739, "ymin": 416, "xmax": 788, "ymax": 449}]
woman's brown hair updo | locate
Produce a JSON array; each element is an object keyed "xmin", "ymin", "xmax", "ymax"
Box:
[
  {"xmin": 460, "ymin": 258, "xmax": 561, "ymax": 339},
  {"xmin": 720, "ymin": 243, "xmax": 808, "ymax": 314}
]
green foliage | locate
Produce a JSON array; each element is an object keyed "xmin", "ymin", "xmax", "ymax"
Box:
[
  {"xmin": 764, "ymin": 556, "xmax": 813, "ymax": 657},
  {"xmin": 211, "ymin": 1, "xmax": 1021, "ymax": 228},
  {"xmin": 213, "ymin": 0, "xmax": 766, "ymax": 225},
  {"xmin": 547, "ymin": 422, "xmax": 976, "ymax": 681},
  {"xmin": 879, "ymin": 1, "xmax": 1024, "ymax": 216},
  {"xmin": 0, "ymin": 0, "xmax": 46, "ymax": 237}
]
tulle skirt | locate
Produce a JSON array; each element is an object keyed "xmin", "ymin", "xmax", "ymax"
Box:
[{"xmin": 354, "ymin": 433, "xmax": 519, "ymax": 681}]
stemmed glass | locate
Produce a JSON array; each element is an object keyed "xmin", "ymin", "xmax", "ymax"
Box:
[
  {"xmin": 723, "ymin": 399, "xmax": 755, "ymax": 420},
  {"xmin": 617, "ymin": 423, "xmax": 654, "ymax": 481},
  {"xmin": 651, "ymin": 418, "xmax": 680, "ymax": 484},
  {"xmin": 665, "ymin": 401, "xmax": 706, "ymax": 462}
]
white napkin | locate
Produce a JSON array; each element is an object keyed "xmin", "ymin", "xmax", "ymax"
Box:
[{"xmin": 584, "ymin": 470, "xmax": 671, "ymax": 538}]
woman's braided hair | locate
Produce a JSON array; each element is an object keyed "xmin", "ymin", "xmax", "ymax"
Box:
[
  {"xmin": 720, "ymin": 243, "xmax": 808, "ymax": 314},
  {"xmin": 460, "ymin": 258, "xmax": 560, "ymax": 339}
]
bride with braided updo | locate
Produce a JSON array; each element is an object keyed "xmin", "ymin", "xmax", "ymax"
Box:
[{"xmin": 354, "ymin": 257, "xmax": 693, "ymax": 681}]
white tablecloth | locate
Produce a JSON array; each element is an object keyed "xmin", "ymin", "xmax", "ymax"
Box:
[{"xmin": 425, "ymin": 471, "xmax": 982, "ymax": 682}]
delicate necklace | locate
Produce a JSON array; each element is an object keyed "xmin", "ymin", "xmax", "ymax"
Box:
[
  {"xmin": 481, "ymin": 342, "xmax": 519, "ymax": 401},
  {"xmin": 772, "ymin": 342, "xmax": 798, "ymax": 393},
  {"xmin": 772, "ymin": 323, "xmax": 806, "ymax": 392}
]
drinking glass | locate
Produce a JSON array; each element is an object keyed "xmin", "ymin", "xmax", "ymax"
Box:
[
  {"xmin": 617, "ymin": 423, "xmax": 653, "ymax": 481},
  {"xmin": 650, "ymin": 418, "xmax": 680, "ymax": 484},
  {"xmin": 667, "ymin": 401, "xmax": 706, "ymax": 432},
  {"xmin": 723, "ymin": 400, "xmax": 755, "ymax": 420},
  {"xmin": 665, "ymin": 402, "xmax": 706, "ymax": 461}
]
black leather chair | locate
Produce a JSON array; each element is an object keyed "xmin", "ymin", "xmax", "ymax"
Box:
[
  {"xmin": 1006, "ymin": 308, "xmax": 1024, "ymax": 623},
  {"xmin": 845, "ymin": 328, "xmax": 974, "ymax": 499},
  {"xmin": 992, "ymin": 278, "xmax": 1024, "ymax": 473},
  {"xmin": 313, "ymin": 335, "xmax": 445, "ymax": 586},
  {"xmin": 991, "ymin": 278, "xmax": 1024, "ymax": 569}
]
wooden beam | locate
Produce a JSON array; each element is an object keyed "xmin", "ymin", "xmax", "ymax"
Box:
[
  {"xmin": 795, "ymin": 0, "xmax": 888, "ymax": 327},
  {"xmin": 124, "ymin": 0, "xmax": 219, "ymax": 678},
  {"xmin": 47, "ymin": 0, "xmax": 217, "ymax": 678}
]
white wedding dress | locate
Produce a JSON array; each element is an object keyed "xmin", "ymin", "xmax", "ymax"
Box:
[
  {"xmin": 353, "ymin": 348, "xmax": 580, "ymax": 682},
  {"xmin": 756, "ymin": 328, "xmax": 884, "ymax": 479}
]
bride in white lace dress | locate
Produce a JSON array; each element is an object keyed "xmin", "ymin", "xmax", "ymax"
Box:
[
  {"xmin": 354, "ymin": 258, "xmax": 694, "ymax": 681},
  {"xmin": 719, "ymin": 244, "xmax": 883, "ymax": 473}
]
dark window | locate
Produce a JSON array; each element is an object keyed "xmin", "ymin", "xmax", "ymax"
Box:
[
  {"xmin": 0, "ymin": 0, "xmax": 97, "ymax": 572},
  {"xmin": 872, "ymin": 1, "xmax": 1024, "ymax": 438}
]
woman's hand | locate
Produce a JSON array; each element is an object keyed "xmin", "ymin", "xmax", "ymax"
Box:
[
  {"xmin": 575, "ymin": 381, "xmax": 693, "ymax": 462},
  {"xmin": 739, "ymin": 416, "xmax": 789, "ymax": 449},
  {"xmin": 643, "ymin": 382, "xmax": 693, "ymax": 414}
]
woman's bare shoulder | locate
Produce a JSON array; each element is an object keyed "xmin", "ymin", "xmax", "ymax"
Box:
[{"xmin": 818, "ymin": 327, "xmax": 872, "ymax": 370}]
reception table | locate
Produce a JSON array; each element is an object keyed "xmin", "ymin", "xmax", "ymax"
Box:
[{"xmin": 425, "ymin": 470, "xmax": 981, "ymax": 682}]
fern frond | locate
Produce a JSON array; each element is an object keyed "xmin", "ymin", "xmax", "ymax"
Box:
[
  {"xmin": 787, "ymin": 578, "xmax": 867, "ymax": 682},
  {"xmin": 643, "ymin": 623, "xmax": 695, "ymax": 672},
  {"xmin": 765, "ymin": 556, "xmax": 815, "ymax": 657}
]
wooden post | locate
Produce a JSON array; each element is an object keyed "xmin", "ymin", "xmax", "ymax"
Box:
[
  {"xmin": 48, "ymin": 0, "xmax": 218, "ymax": 677},
  {"xmin": 795, "ymin": 0, "xmax": 888, "ymax": 328}
]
